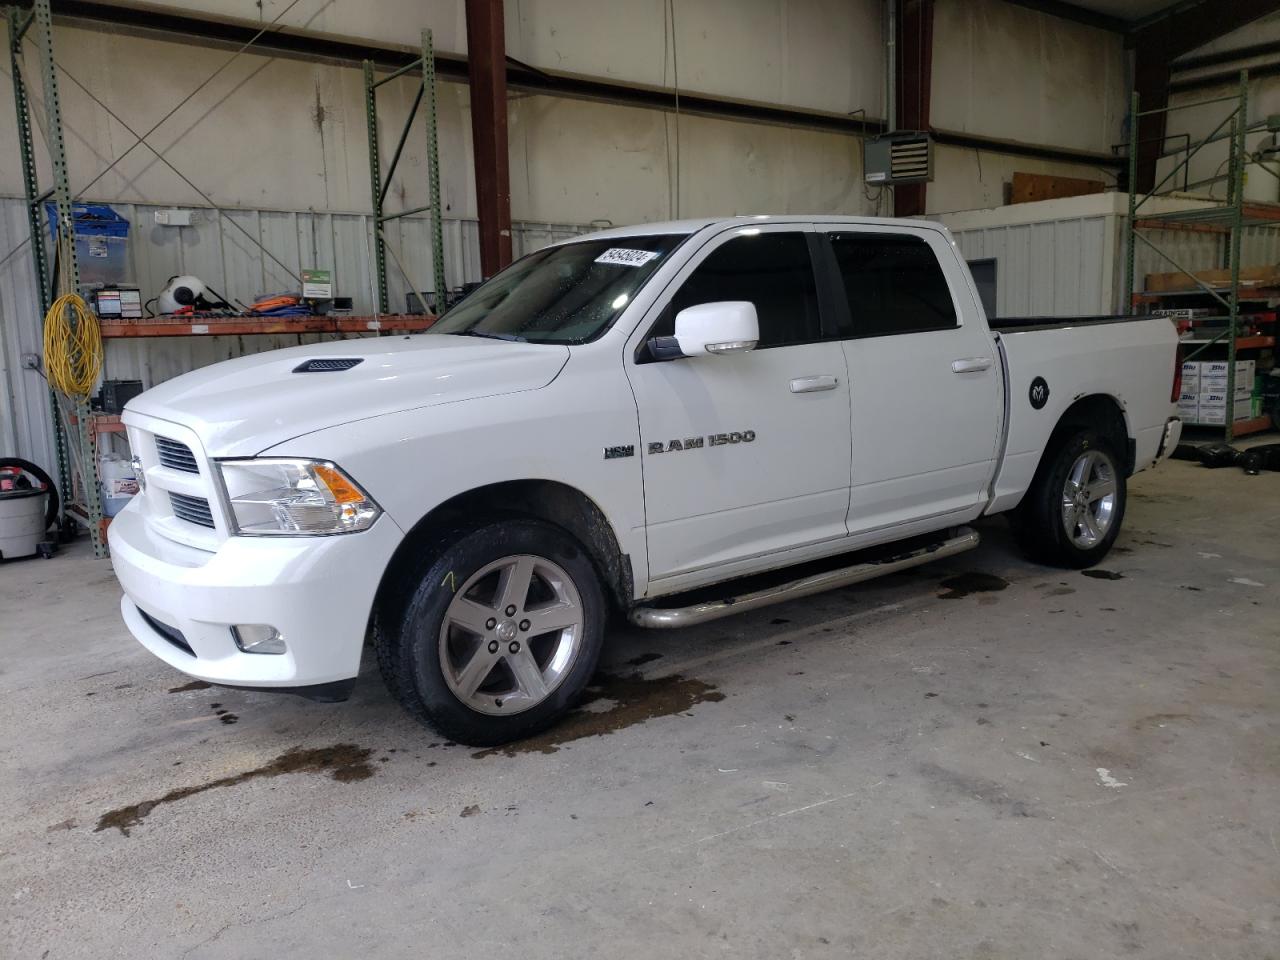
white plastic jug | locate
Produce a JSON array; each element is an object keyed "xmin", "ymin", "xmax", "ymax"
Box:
[{"xmin": 99, "ymin": 452, "xmax": 138, "ymax": 518}]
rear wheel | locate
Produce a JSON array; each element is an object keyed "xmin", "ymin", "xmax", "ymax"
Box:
[
  {"xmin": 1011, "ymin": 429, "xmax": 1126, "ymax": 568},
  {"xmin": 376, "ymin": 519, "xmax": 606, "ymax": 746}
]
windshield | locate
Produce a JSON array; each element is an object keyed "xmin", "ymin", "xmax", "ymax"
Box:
[{"xmin": 429, "ymin": 234, "xmax": 685, "ymax": 344}]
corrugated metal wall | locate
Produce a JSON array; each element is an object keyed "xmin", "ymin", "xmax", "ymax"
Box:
[
  {"xmin": 0, "ymin": 196, "xmax": 587, "ymax": 472},
  {"xmin": 950, "ymin": 213, "xmax": 1280, "ymax": 318},
  {"xmin": 950, "ymin": 214, "xmax": 1114, "ymax": 317}
]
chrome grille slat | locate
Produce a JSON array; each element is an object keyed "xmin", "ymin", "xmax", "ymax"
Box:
[
  {"xmin": 154, "ymin": 436, "xmax": 199, "ymax": 473},
  {"xmin": 169, "ymin": 492, "xmax": 215, "ymax": 528}
]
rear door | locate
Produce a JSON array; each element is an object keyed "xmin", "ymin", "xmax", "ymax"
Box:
[
  {"xmin": 625, "ymin": 224, "xmax": 853, "ymax": 586},
  {"xmin": 817, "ymin": 226, "xmax": 1002, "ymax": 534}
]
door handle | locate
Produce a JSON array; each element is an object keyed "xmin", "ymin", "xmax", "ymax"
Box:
[
  {"xmin": 951, "ymin": 357, "xmax": 993, "ymax": 374},
  {"xmin": 789, "ymin": 375, "xmax": 838, "ymax": 394}
]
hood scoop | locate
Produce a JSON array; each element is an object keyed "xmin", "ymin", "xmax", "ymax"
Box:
[{"xmin": 293, "ymin": 357, "xmax": 364, "ymax": 373}]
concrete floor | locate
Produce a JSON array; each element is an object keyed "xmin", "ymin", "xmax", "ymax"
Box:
[{"xmin": 1, "ymin": 458, "xmax": 1276, "ymax": 959}]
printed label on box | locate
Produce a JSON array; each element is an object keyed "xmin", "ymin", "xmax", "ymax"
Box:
[{"xmin": 302, "ymin": 268, "xmax": 333, "ymax": 299}]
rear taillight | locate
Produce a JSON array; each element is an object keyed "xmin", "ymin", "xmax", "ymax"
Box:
[{"xmin": 1171, "ymin": 345, "xmax": 1184, "ymax": 403}]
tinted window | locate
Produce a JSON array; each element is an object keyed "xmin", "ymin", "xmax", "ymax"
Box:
[
  {"xmin": 652, "ymin": 232, "xmax": 822, "ymax": 349},
  {"xmin": 968, "ymin": 258, "xmax": 997, "ymax": 317},
  {"xmin": 430, "ymin": 234, "xmax": 683, "ymax": 344},
  {"xmin": 829, "ymin": 233, "xmax": 957, "ymax": 337}
]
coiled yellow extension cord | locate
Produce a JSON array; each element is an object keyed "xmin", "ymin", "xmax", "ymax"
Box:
[{"xmin": 42, "ymin": 293, "xmax": 102, "ymax": 398}]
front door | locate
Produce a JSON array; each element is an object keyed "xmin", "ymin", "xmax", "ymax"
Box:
[
  {"xmin": 817, "ymin": 226, "xmax": 1002, "ymax": 534},
  {"xmin": 625, "ymin": 225, "xmax": 852, "ymax": 587}
]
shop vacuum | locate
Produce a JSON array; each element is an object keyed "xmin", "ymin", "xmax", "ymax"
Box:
[{"xmin": 0, "ymin": 459, "xmax": 59, "ymax": 560}]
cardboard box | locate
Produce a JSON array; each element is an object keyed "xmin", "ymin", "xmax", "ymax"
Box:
[
  {"xmin": 1193, "ymin": 395, "xmax": 1252, "ymax": 424},
  {"xmin": 1200, "ymin": 359, "xmax": 1254, "ymax": 382},
  {"xmin": 1186, "ymin": 360, "xmax": 1255, "ymax": 399},
  {"xmin": 1199, "ymin": 377, "xmax": 1251, "ymax": 400}
]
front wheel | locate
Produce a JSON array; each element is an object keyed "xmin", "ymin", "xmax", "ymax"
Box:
[
  {"xmin": 1011, "ymin": 430, "xmax": 1126, "ymax": 568},
  {"xmin": 376, "ymin": 519, "xmax": 606, "ymax": 746}
]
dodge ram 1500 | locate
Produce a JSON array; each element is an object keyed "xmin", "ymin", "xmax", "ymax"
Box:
[{"xmin": 110, "ymin": 216, "xmax": 1182, "ymax": 745}]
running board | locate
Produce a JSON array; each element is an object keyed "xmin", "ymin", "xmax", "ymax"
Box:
[{"xmin": 629, "ymin": 527, "xmax": 980, "ymax": 629}]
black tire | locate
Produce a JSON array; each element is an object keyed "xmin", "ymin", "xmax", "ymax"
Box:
[
  {"xmin": 1011, "ymin": 429, "xmax": 1127, "ymax": 569},
  {"xmin": 375, "ymin": 519, "xmax": 607, "ymax": 746}
]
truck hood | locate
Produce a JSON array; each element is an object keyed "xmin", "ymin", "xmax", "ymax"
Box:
[{"xmin": 125, "ymin": 335, "xmax": 571, "ymax": 457}]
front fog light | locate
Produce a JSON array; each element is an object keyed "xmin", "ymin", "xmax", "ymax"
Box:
[{"xmin": 232, "ymin": 624, "xmax": 287, "ymax": 655}]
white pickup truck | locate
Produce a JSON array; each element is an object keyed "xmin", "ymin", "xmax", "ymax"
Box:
[{"xmin": 109, "ymin": 215, "xmax": 1182, "ymax": 745}]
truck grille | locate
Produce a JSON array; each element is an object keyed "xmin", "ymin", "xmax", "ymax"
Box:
[
  {"xmin": 169, "ymin": 492, "xmax": 215, "ymax": 527},
  {"xmin": 155, "ymin": 436, "xmax": 199, "ymax": 473}
]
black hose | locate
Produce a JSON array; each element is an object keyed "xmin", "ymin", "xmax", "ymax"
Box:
[{"xmin": 0, "ymin": 458, "xmax": 60, "ymax": 531}]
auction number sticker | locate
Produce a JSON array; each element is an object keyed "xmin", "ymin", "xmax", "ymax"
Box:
[{"xmin": 595, "ymin": 248, "xmax": 659, "ymax": 267}]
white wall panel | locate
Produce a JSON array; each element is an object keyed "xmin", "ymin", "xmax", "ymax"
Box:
[
  {"xmin": 931, "ymin": 0, "xmax": 1125, "ymax": 155},
  {"xmin": 942, "ymin": 195, "xmax": 1121, "ymax": 317},
  {"xmin": 510, "ymin": 0, "xmax": 883, "ymax": 117}
]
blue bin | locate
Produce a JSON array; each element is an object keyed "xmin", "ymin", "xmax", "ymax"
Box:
[{"xmin": 45, "ymin": 202, "xmax": 130, "ymax": 288}]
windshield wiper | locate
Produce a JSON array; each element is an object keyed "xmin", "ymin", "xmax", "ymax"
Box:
[{"xmin": 454, "ymin": 330, "xmax": 528, "ymax": 343}]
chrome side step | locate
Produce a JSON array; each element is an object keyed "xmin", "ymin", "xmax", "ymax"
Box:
[{"xmin": 629, "ymin": 527, "xmax": 980, "ymax": 629}]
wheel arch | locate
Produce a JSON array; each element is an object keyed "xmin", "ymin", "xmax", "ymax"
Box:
[
  {"xmin": 373, "ymin": 479, "xmax": 634, "ymax": 621},
  {"xmin": 1048, "ymin": 394, "xmax": 1134, "ymax": 475},
  {"xmin": 1006, "ymin": 393, "xmax": 1133, "ymax": 516}
]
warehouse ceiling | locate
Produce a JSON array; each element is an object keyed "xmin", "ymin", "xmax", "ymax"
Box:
[
  {"xmin": 1011, "ymin": 0, "xmax": 1245, "ymax": 30},
  {"xmin": 1067, "ymin": 0, "xmax": 1186, "ymax": 19}
]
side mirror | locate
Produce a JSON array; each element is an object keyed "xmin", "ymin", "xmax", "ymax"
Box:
[{"xmin": 648, "ymin": 301, "xmax": 759, "ymax": 360}]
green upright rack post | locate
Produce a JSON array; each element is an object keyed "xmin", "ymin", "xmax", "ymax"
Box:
[
  {"xmin": 1124, "ymin": 89, "xmax": 1138, "ymax": 317},
  {"xmin": 422, "ymin": 29, "xmax": 446, "ymax": 306},
  {"xmin": 363, "ymin": 59, "xmax": 389, "ymax": 315},
  {"xmin": 9, "ymin": 0, "xmax": 107, "ymax": 555},
  {"xmin": 364, "ymin": 38, "xmax": 446, "ymax": 318},
  {"xmin": 7, "ymin": 4, "xmax": 70, "ymax": 512}
]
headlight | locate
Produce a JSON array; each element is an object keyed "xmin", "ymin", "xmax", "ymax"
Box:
[{"xmin": 216, "ymin": 458, "xmax": 380, "ymax": 536}]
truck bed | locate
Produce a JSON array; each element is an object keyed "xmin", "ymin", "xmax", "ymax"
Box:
[
  {"xmin": 985, "ymin": 313, "xmax": 1179, "ymax": 515},
  {"xmin": 989, "ymin": 315, "xmax": 1139, "ymax": 332}
]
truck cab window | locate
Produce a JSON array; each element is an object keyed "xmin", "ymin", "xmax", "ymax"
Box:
[
  {"xmin": 430, "ymin": 234, "xmax": 683, "ymax": 344},
  {"xmin": 650, "ymin": 232, "xmax": 822, "ymax": 349},
  {"xmin": 829, "ymin": 233, "xmax": 958, "ymax": 337}
]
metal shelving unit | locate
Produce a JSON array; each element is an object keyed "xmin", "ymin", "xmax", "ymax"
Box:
[
  {"xmin": 5, "ymin": 9, "xmax": 450, "ymax": 557},
  {"xmin": 6, "ymin": 0, "xmax": 107, "ymax": 555},
  {"xmin": 1124, "ymin": 69, "xmax": 1279, "ymax": 441},
  {"xmin": 364, "ymin": 29, "xmax": 446, "ymax": 315}
]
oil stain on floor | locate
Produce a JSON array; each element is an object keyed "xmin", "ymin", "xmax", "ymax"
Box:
[
  {"xmin": 937, "ymin": 572, "xmax": 1009, "ymax": 600},
  {"xmin": 167, "ymin": 680, "xmax": 213, "ymax": 693},
  {"xmin": 1082, "ymin": 569, "xmax": 1125, "ymax": 580},
  {"xmin": 95, "ymin": 744, "xmax": 375, "ymax": 836},
  {"xmin": 472, "ymin": 672, "xmax": 726, "ymax": 759}
]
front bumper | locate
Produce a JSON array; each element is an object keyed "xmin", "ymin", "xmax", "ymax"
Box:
[{"xmin": 108, "ymin": 497, "xmax": 403, "ymax": 688}]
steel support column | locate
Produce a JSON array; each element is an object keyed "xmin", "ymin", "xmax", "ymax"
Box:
[
  {"xmin": 893, "ymin": 0, "xmax": 933, "ymax": 218},
  {"xmin": 465, "ymin": 0, "xmax": 511, "ymax": 277}
]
